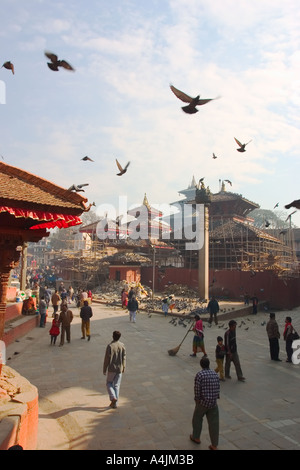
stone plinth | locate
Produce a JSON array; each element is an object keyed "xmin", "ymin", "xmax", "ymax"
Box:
[{"xmin": 0, "ymin": 365, "xmax": 38, "ymax": 450}]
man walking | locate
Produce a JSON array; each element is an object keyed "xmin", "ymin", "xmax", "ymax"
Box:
[
  {"xmin": 266, "ymin": 313, "xmax": 281, "ymax": 361},
  {"xmin": 190, "ymin": 357, "xmax": 220, "ymax": 450},
  {"xmin": 224, "ymin": 320, "xmax": 246, "ymax": 381},
  {"xmin": 103, "ymin": 331, "xmax": 126, "ymax": 409},
  {"xmin": 58, "ymin": 303, "xmax": 73, "ymax": 346},
  {"xmin": 80, "ymin": 300, "xmax": 93, "ymax": 341},
  {"xmin": 51, "ymin": 290, "xmax": 60, "ymax": 316},
  {"xmin": 207, "ymin": 296, "xmax": 220, "ymax": 325}
]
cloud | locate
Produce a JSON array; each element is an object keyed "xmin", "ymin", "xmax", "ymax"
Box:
[{"xmin": 0, "ymin": 0, "xmax": 299, "ymax": 226}]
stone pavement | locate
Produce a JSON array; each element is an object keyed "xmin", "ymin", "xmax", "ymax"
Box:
[{"xmin": 5, "ymin": 302, "xmax": 300, "ymax": 451}]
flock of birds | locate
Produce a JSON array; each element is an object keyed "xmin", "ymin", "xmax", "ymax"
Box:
[
  {"xmin": 165, "ymin": 312, "xmax": 264, "ymax": 332},
  {"xmin": 1, "ymin": 52, "xmax": 298, "ymax": 212},
  {"xmin": 1, "ymin": 52, "xmax": 131, "ymax": 189}
]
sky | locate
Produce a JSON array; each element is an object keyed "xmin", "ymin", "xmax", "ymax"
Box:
[{"xmin": 1, "ymin": 0, "xmax": 300, "ymax": 228}]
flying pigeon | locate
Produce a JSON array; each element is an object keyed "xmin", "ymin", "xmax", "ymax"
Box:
[
  {"xmin": 212, "ymin": 153, "xmax": 217, "ymax": 159},
  {"xmin": 116, "ymin": 159, "xmax": 130, "ymax": 176},
  {"xmin": 234, "ymin": 137, "xmax": 252, "ymax": 152},
  {"xmin": 81, "ymin": 156, "xmax": 94, "ymax": 162},
  {"xmin": 68, "ymin": 183, "xmax": 89, "ymax": 192},
  {"xmin": 285, "ymin": 199, "xmax": 300, "ymax": 210},
  {"xmin": 44, "ymin": 51, "xmax": 75, "ymax": 71},
  {"xmin": 2, "ymin": 61, "xmax": 14, "ymax": 74},
  {"xmin": 224, "ymin": 179, "xmax": 232, "ymax": 186},
  {"xmin": 170, "ymin": 84, "xmax": 218, "ymax": 114},
  {"xmin": 273, "ymin": 202, "xmax": 279, "ymax": 209}
]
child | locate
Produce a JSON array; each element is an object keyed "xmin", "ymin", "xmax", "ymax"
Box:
[
  {"xmin": 162, "ymin": 298, "xmax": 169, "ymax": 316},
  {"xmin": 49, "ymin": 313, "xmax": 60, "ymax": 345},
  {"xmin": 215, "ymin": 336, "xmax": 226, "ymax": 381},
  {"xmin": 168, "ymin": 295, "xmax": 176, "ymax": 313}
]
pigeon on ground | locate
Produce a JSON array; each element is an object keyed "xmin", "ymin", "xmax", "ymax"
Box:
[
  {"xmin": 68, "ymin": 183, "xmax": 89, "ymax": 192},
  {"xmin": 81, "ymin": 156, "xmax": 94, "ymax": 162},
  {"xmin": 2, "ymin": 61, "xmax": 14, "ymax": 74},
  {"xmin": 285, "ymin": 199, "xmax": 300, "ymax": 210},
  {"xmin": 234, "ymin": 137, "xmax": 252, "ymax": 152},
  {"xmin": 170, "ymin": 84, "xmax": 219, "ymax": 114},
  {"xmin": 116, "ymin": 159, "xmax": 130, "ymax": 176},
  {"xmin": 45, "ymin": 51, "xmax": 75, "ymax": 71}
]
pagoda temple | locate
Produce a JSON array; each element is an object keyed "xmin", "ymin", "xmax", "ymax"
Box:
[{"xmin": 169, "ymin": 178, "xmax": 296, "ymax": 275}]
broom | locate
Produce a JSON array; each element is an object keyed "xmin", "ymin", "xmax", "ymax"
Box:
[{"xmin": 168, "ymin": 322, "xmax": 195, "ymax": 356}]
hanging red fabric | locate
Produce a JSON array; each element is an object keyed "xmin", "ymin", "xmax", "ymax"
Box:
[{"xmin": 0, "ymin": 206, "xmax": 82, "ymax": 229}]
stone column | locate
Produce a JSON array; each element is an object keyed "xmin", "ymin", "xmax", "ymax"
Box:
[
  {"xmin": 195, "ymin": 185, "xmax": 211, "ymax": 301},
  {"xmin": 198, "ymin": 205, "xmax": 209, "ymax": 300}
]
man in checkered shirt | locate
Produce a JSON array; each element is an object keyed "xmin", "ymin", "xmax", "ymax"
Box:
[{"xmin": 190, "ymin": 356, "xmax": 220, "ymax": 450}]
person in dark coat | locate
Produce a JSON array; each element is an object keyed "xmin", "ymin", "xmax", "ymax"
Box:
[
  {"xmin": 207, "ymin": 296, "xmax": 219, "ymax": 325},
  {"xmin": 224, "ymin": 320, "xmax": 245, "ymax": 381},
  {"xmin": 80, "ymin": 300, "xmax": 93, "ymax": 341},
  {"xmin": 266, "ymin": 313, "xmax": 281, "ymax": 361},
  {"xmin": 127, "ymin": 295, "xmax": 139, "ymax": 323}
]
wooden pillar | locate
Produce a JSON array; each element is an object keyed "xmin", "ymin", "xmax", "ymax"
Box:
[{"xmin": 20, "ymin": 242, "xmax": 28, "ymax": 291}]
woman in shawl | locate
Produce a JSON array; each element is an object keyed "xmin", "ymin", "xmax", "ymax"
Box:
[
  {"xmin": 190, "ymin": 314, "xmax": 207, "ymax": 357},
  {"xmin": 283, "ymin": 316, "xmax": 294, "ymax": 363}
]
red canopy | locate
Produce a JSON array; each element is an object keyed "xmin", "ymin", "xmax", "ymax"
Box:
[{"xmin": 0, "ymin": 206, "xmax": 82, "ymax": 230}]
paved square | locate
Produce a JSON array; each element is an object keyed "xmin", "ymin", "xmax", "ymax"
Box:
[{"xmin": 6, "ymin": 302, "xmax": 300, "ymax": 450}]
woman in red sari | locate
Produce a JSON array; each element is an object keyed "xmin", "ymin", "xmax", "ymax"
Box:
[
  {"xmin": 121, "ymin": 288, "xmax": 128, "ymax": 309},
  {"xmin": 190, "ymin": 314, "xmax": 207, "ymax": 357}
]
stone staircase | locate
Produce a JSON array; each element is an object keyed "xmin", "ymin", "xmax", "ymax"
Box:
[{"xmin": 4, "ymin": 303, "xmax": 39, "ymax": 347}]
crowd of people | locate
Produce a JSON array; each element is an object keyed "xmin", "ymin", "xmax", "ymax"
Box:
[{"xmin": 19, "ymin": 277, "xmax": 299, "ymax": 451}]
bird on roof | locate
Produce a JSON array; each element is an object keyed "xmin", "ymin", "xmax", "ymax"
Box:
[
  {"xmin": 285, "ymin": 199, "xmax": 300, "ymax": 210},
  {"xmin": 44, "ymin": 51, "xmax": 75, "ymax": 71},
  {"xmin": 170, "ymin": 84, "xmax": 219, "ymax": 114},
  {"xmin": 265, "ymin": 220, "xmax": 270, "ymax": 227},
  {"xmin": 2, "ymin": 61, "xmax": 14, "ymax": 74},
  {"xmin": 224, "ymin": 179, "xmax": 232, "ymax": 186},
  {"xmin": 116, "ymin": 159, "xmax": 130, "ymax": 176},
  {"xmin": 234, "ymin": 137, "xmax": 252, "ymax": 152},
  {"xmin": 273, "ymin": 202, "xmax": 279, "ymax": 209},
  {"xmin": 68, "ymin": 183, "xmax": 89, "ymax": 192},
  {"xmin": 212, "ymin": 153, "xmax": 217, "ymax": 159},
  {"xmin": 81, "ymin": 156, "xmax": 94, "ymax": 162},
  {"xmin": 83, "ymin": 202, "xmax": 96, "ymax": 211}
]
